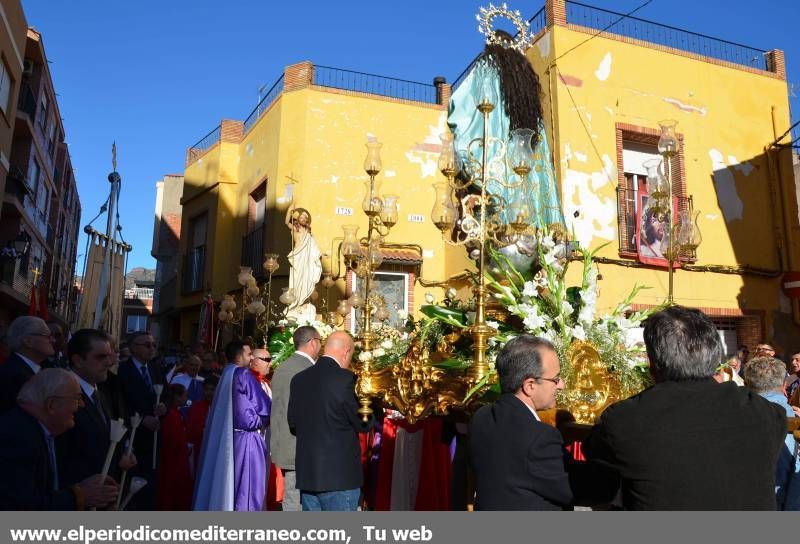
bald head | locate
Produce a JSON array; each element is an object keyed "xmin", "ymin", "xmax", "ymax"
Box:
[{"xmin": 324, "ymin": 331, "xmax": 355, "ymax": 369}]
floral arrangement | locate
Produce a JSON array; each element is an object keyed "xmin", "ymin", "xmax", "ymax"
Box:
[{"xmin": 267, "ymin": 316, "xmax": 336, "ymax": 368}]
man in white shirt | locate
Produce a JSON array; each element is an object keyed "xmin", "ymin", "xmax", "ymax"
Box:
[
  {"xmin": 270, "ymin": 325, "xmax": 321, "ymax": 510},
  {"xmin": 0, "ymin": 316, "xmax": 56, "ymax": 414}
]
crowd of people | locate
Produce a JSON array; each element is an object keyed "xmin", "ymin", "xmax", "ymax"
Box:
[{"xmin": 0, "ymin": 306, "xmax": 797, "ymax": 511}]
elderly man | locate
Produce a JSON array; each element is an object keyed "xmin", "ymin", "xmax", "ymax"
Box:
[
  {"xmin": 288, "ymin": 331, "xmax": 369, "ymax": 511},
  {"xmin": 0, "ymin": 369, "xmax": 118, "ymax": 510},
  {"xmin": 744, "ymin": 356, "xmax": 800, "ymax": 510},
  {"xmin": 586, "ymin": 306, "xmax": 786, "ymax": 510},
  {"xmin": 271, "ymin": 325, "xmax": 321, "ymax": 511},
  {"xmin": 171, "ymin": 355, "xmax": 205, "ymax": 410},
  {"xmin": 469, "ymin": 335, "xmax": 572, "ymax": 510},
  {"xmin": 0, "ymin": 316, "xmax": 56, "ymax": 414},
  {"xmin": 56, "ymin": 329, "xmax": 137, "ymax": 489}
]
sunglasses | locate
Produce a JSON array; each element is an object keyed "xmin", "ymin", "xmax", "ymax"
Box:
[{"xmin": 255, "ymin": 356, "xmax": 273, "ymax": 363}]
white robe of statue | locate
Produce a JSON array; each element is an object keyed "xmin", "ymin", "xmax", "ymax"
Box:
[{"xmin": 286, "ymin": 225, "xmax": 322, "ymax": 322}]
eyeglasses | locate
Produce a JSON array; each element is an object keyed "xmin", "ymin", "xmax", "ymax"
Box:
[
  {"xmin": 532, "ymin": 375, "xmax": 563, "ymax": 385},
  {"xmin": 134, "ymin": 342, "xmax": 157, "ymax": 348},
  {"xmin": 29, "ymin": 333, "xmax": 54, "ymax": 339},
  {"xmin": 255, "ymin": 356, "xmax": 273, "ymax": 363}
]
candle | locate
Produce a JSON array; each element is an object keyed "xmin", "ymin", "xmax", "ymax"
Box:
[
  {"xmin": 120, "ymin": 477, "xmax": 148, "ymax": 511},
  {"xmin": 114, "ymin": 413, "xmax": 141, "ymax": 510},
  {"xmin": 152, "ymin": 385, "xmax": 164, "ymax": 470}
]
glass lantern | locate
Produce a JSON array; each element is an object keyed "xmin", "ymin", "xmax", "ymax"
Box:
[
  {"xmin": 362, "ymin": 177, "xmax": 383, "ymax": 217},
  {"xmin": 438, "ymin": 132, "xmax": 460, "ymax": 178},
  {"xmin": 368, "ymin": 237, "xmax": 384, "ymax": 269},
  {"xmin": 336, "ymin": 299, "xmax": 350, "ymax": 316},
  {"xmin": 341, "ymin": 225, "xmax": 360, "ymax": 262},
  {"xmin": 675, "ymin": 209, "xmax": 702, "ymax": 254},
  {"xmin": 658, "ymin": 120, "xmax": 680, "ymax": 157},
  {"xmin": 431, "ymin": 182, "xmax": 457, "ymax": 233},
  {"xmin": 643, "ymin": 158, "xmax": 670, "ymax": 201},
  {"xmin": 237, "ymin": 266, "xmax": 253, "ymax": 287},
  {"xmin": 263, "ymin": 253, "xmax": 279, "ymax": 274},
  {"xmin": 508, "ymin": 128, "xmax": 535, "ymax": 176},
  {"xmin": 507, "ymin": 190, "xmax": 531, "ymax": 232},
  {"xmin": 279, "ymin": 287, "xmax": 296, "ymax": 306},
  {"xmin": 364, "ymin": 141, "xmax": 383, "ymax": 176},
  {"xmin": 380, "ymin": 194, "xmax": 399, "ymax": 227}
]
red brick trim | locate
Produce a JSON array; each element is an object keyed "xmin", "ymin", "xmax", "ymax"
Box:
[
  {"xmin": 284, "ymin": 61, "xmax": 314, "ymax": 91},
  {"xmin": 220, "ymin": 120, "xmax": 243, "ymax": 143},
  {"xmin": 565, "ymin": 23, "xmax": 784, "ymax": 80},
  {"xmin": 546, "ymin": 0, "xmax": 566, "ymax": 28}
]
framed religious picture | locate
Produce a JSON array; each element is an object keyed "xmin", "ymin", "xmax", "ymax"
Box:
[{"xmin": 636, "ymin": 193, "xmax": 681, "ymax": 268}]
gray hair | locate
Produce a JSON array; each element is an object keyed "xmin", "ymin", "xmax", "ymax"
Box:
[
  {"xmin": 643, "ymin": 306, "xmax": 722, "ymax": 382},
  {"xmin": 293, "ymin": 325, "xmax": 319, "ymax": 349},
  {"xmin": 744, "ymin": 356, "xmax": 786, "ymax": 393},
  {"xmin": 496, "ymin": 335, "xmax": 555, "ymax": 394},
  {"xmin": 6, "ymin": 316, "xmax": 48, "ymax": 352},
  {"xmin": 17, "ymin": 368, "xmax": 78, "ymax": 405}
]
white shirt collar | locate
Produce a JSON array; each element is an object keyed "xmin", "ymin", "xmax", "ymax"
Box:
[
  {"xmin": 16, "ymin": 353, "xmax": 41, "ymax": 374},
  {"xmin": 131, "ymin": 357, "xmax": 148, "ymax": 372},
  {"xmin": 296, "ymin": 351, "xmax": 316, "ymax": 364},
  {"xmin": 525, "ymin": 402, "xmax": 541, "ymax": 422},
  {"xmin": 71, "ymin": 371, "xmax": 97, "ymax": 399}
]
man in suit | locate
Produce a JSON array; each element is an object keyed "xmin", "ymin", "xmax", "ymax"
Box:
[
  {"xmin": 0, "ymin": 316, "xmax": 56, "ymax": 414},
  {"xmin": 585, "ymin": 306, "xmax": 786, "ymax": 510},
  {"xmin": 270, "ymin": 325, "xmax": 321, "ymax": 511},
  {"xmin": 56, "ymin": 329, "xmax": 137, "ymax": 489},
  {"xmin": 118, "ymin": 331, "xmax": 165, "ymax": 509},
  {"xmin": 0, "ymin": 368, "xmax": 117, "ymax": 510},
  {"xmin": 469, "ymin": 335, "xmax": 573, "ymax": 510},
  {"xmin": 288, "ymin": 331, "xmax": 369, "ymax": 511}
]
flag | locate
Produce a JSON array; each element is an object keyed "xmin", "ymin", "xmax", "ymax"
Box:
[
  {"xmin": 197, "ymin": 294, "xmax": 214, "ymax": 349},
  {"xmin": 38, "ymin": 284, "xmax": 49, "ymax": 321},
  {"xmin": 28, "ymin": 284, "xmax": 38, "ymax": 316}
]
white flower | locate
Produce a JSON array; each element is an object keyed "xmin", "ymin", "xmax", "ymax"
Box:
[
  {"xmin": 425, "ymin": 292, "xmax": 435, "ymax": 304},
  {"xmin": 522, "ymin": 281, "xmax": 538, "ymax": 298},
  {"xmin": 380, "ymin": 339, "xmax": 393, "ymax": 350},
  {"xmin": 560, "ymin": 300, "xmax": 574, "ymax": 316},
  {"xmin": 278, "ymin": 319, "xmax": 289, "ymax": 326},
  {"xmin": 397, "ymin": 309, "xmax": 408, "ymax": 320},
  {"xmin": 569, "ymin": 324, "xmax": 587, "ymax": 341},
  {"xmin": 400, "ymin": 332, "xmax": 409, "ymax": 340},
  {"xmin": 522, "ymin": 307, "xmax": 546, "ymax": 331},
  {"xmin": 373, "ymin": 348, "xmax": 386, "ymax": 357},
  {"xmin": 578, "ymin": 304, "xmax": 594, "ymax": 325},
  {"xmin": 541, "ymin": 234, "xmax": 555, "ymax": 250},
  {"xmin": 358, "ymin": 351, "xmax": 373, "ymax": 362},
  {"xmin": 446, "ymin": 287, "xmax": 457, "ymax": 299},
  {"xmin": 486, "ymin": 320, "xmax": 500, "ymax": 330}
]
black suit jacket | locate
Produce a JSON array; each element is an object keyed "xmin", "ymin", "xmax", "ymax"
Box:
[
  {"xmin": 0, "ymin": 407, "xmax": 76, "ymax": 510},
  {"xmin": 0, "ymin": 354, "xmax": 37, "ymax": 415},
  {"xmin": 469, "ymin": 394, "xmax": 573, "ymax": 510},
  {"xmin": 117, "ymin": 359, "xmax": 162, "ymax": 472},
  {"xmin": 585, "ymin": 379, "xmax": 786, "ymax": 510},
  {"xmin": 56, "ymin": 388, "xmax": 112, "ymax": 488},
  {"xmin": 288, "ymin": 356, "xmax": 370, "ymax": 493}
]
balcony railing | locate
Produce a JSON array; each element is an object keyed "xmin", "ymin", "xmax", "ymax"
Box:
[
  {"xmin": 186, "ymin": 125, "xmax": 221, "ymax": 163},
  {"xmin": 182, "ymin": 245, "xmax": 205, "ymax": 294},
  {"xmin": 241, "ymin": 225, "xmax": 265, "ymax": 280},
  {"xmin": 243, "ymin": 75, "xmax": 285, "ymax": 134},
  {"xmin": 616, "ymin": 186, "xmax": 694, "ymax": 259},
  {"xmin": 565, "ymin": 1, "xmax": 768, "ymax": 71},
  {"xmin": 313, "ymin": 65, "xmax": 438, "ymax": 104},
  {"xmin": 17, "ymin": 82, "xmax": 36, "ymax": 121}
]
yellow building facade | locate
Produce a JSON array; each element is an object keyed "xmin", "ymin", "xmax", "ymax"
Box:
[{"xmin": 173, "ymin": 0, "xmax": 798, "ymax": 355}]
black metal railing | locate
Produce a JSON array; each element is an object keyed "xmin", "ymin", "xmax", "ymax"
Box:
[
  {"xmin": 187, "ymin": 125, "xmax": 221, "ymax": 162},
  {"xmin": 243, "ymin": 75, "xmax": 285, "ymax": 134},
  {"xmin": 566, "ymin": 1, "xmax": 768, "ymax": 71},
  {"xmin": 182, "ymin": 245, "xmax": 205, "ymax": 293},
  {"xmin": 313, "ymin": 65, "xmax": 438, "ymax": 104},
  {"xmin": 616, "ymin": 186, "xmax": 693, "ymax": 258},
  {"xmin": 17, "ymin": 82, "xmax": 36, "ymax": 121},
  {"xmin": 241, "ymin": 225, "xmax": 265, "ymax": 280}
]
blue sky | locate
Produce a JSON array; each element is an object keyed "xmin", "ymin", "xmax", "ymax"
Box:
[{"xmin": 20, "ymin": 0, "xmax": 799, "ymax": 270}]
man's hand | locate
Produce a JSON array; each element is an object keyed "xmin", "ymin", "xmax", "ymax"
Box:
[
  {"xmin": 142, "ymin": 415, "xmax": 160, "ymax": 432},
  {"xmin": 118, "ymin": 453, "xmax": 137, "ymax": 471},
  {"xmin": 154, "ymin": 403, "xmax": 167, "ymax": 417},
  {"xmin": 78, "ymin": 475, "xmax": 118, "ymax": 509},
  {"xmin": 792, "ymin": 405, "xmax": 800, "ymax": 418}
]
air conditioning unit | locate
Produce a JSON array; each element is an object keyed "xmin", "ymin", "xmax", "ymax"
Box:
[{"xmin": 22, "ymin": 59, "xmax": 33, "ymax": 78}]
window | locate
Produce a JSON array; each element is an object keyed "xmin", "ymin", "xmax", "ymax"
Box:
[
  {"xmin": 350, "ymin": 271, "xmax": 409, "ymax": 334},
  {"xmin": 248, "ymin": 182, "xmax": 267, "ymax": 232},
  {"xmin": 126, "ymin": 315, "xmax": 148, "ymax": 333},
  {"xmin": 190, "ymin": 213, "xmax": 207, "ymax": 249},
  {"xmin": 615, "ymin": 125, "xmax": 688, "ymax": 259},
  {"xmin": 27, "ymin": 157, "xmax": 40, "ymax": 194},
  {"xmin": 39, "ymin": 92, "xmax": 49, "ymax": 130},
  {"xmin": 47, "ymin": 120, "xmax": 56, "ymax": 158},
  {"xmin": 618, "ymin": 141, "xmax": 660, "ymax": 254},
  {"xmin": 0, "ymin": 58, "xmax": 12, "ymax": 116}
]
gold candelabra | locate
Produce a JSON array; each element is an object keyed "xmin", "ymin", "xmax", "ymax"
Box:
[
  {"xmin": 647, "ymin": 120, "xmax": 703, "ymax": 303},
  {"xmin": 217, "ymin": 255, "xmax": 281, "ymax": 345}
]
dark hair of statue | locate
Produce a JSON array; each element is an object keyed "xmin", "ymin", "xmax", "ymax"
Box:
[{"xmin": 481, "ymin": 30, "xmax": 545, "ymax": 148}]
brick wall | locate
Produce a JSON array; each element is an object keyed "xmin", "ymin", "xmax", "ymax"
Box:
[{"xmin": 284, "ymin": 61, "xmax": 314, "ymax": 92}]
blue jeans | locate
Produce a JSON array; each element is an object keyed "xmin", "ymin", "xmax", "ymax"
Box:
[{"xmin": 301, "ymin": 488, "xmax": 360, "ymax": 511}]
